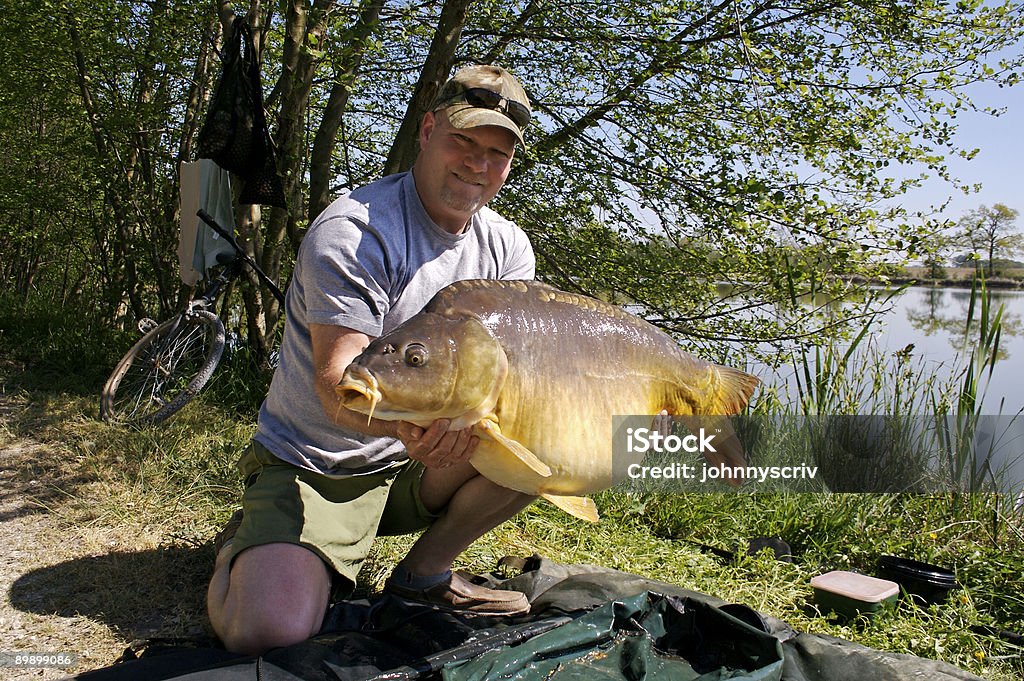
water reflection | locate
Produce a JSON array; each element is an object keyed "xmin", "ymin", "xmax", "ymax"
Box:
[
  {"xmin": 743, "ymin": 287, "xmax": 1024, "ymax": 490},
  {"xmin": 862, "ymin": 287, "xmax": 1024, "ymax": 413},
  {"xmin": 715, "ymin": 283, "xmax": 865, "ymax": 311},
  {"xmin": 901, "ymin": 288, "xmax": 1023, "ymax": 360},
  {"xmin": 750, "ymin": 287, "xmax": 1024, "ymax": 415}
]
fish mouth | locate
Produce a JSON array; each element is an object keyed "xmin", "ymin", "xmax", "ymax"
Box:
[{"xmin": 336, "ymin": 366, "xmax": 382, "ymax": 424}]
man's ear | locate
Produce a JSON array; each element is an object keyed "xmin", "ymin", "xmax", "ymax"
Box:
[{"xmin": 419, "ymin": 110, "xmax": 437, "ymax": 146}]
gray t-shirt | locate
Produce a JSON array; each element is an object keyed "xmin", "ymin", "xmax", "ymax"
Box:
[{"xmin": 255, "ymin": 171, "xmax": 535, "ymax": 475}]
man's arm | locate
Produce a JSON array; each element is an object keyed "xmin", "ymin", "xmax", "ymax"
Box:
[
  {"xmin": 310, "ymin": 323, "xmax": 479, "ymax": 468},
  {"xmin": 310, "ymin": 322, "xmax": 398, "ymax": 438}
]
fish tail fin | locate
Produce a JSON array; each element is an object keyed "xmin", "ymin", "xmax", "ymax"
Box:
[
  {"xmin": 677, "ymin": 414, "xmax": 747, "ymax": 485},
  {"xmin": 665, "ymin": 364, "xmax": 757, "ymax": 486},
  {"xmin": 708, "ymin": 365, "xmax": 760, "ymax": 414}
]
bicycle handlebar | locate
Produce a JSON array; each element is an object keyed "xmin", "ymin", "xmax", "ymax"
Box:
[{"xmin": 196, "ymin": 209, "xmax": 286, "ymax": 307}]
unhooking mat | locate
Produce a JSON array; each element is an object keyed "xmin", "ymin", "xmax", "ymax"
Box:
[{"xmin": 69, "ymin": 555, "xmax": 983, "ymax": 681}]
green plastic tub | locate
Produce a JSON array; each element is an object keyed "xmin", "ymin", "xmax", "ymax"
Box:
[{"xmin": 811, "ymin": 570, "xmax": 899, "ymax": 619}]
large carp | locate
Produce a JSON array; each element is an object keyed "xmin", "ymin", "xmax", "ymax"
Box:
[{"xmin": 337, "ymin": 279, "xmax": 759, "ymax": 521}]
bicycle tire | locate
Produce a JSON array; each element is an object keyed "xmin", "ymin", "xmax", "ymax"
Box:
[{"xmin": 101, "ymin": 309, "xmax": 226, "ymax": 425}]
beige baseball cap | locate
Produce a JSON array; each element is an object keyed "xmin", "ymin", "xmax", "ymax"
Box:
[{"xmin": 430, "ymin": 65, "xmax": 531, "ymax": 147}]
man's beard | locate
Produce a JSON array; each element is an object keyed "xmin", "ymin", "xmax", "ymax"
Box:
[{"xmin": 439, "ymin": 182, "xmax": 486, "ymax": 216}]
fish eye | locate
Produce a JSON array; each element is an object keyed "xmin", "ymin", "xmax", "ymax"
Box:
[{"xmin": 404, "ymin": 343, "xmax": 428, "ymax": 367}]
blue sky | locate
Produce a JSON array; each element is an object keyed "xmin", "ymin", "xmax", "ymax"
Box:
[{"xmin": 894, "ymin": 81, "xmax": 1024, "ymax": 222}]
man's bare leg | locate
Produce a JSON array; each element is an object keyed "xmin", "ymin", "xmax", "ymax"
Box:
[
  {"xmin": 207, "ymin": 462, "xmax": 533, "ymax": 653},
  {"xmin": 397, "ymin": 461, "xmax": 535, "ymax": 577},
  {"xmin": 207, "ymin": 542, "xmax": 331, "ymax": 655}
]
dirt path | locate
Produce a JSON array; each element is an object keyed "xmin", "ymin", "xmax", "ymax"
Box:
[
  {"xmin": 0, "ymin": 382, "xmax": 120, "ymax": 679},
  {"xmin": 0, "ymin": 371, "xmax": 212, "ymax": 679}
]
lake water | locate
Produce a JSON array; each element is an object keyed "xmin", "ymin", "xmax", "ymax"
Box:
[
  {"xmin": 835, "ymin": 287, "xmax": 1020, "ymax": 414},
  {"xmin": 751, "ymin": 286, "xmax": 1024, "ymax": 496},
  {"xmin": 746, "ymin": 286, "xmax": 1024, "ymax": 413}
]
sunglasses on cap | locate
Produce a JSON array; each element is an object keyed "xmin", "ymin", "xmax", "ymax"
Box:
[{"xmin": 441, "ymin": 87, "xmax": 531, "ymax": 131}]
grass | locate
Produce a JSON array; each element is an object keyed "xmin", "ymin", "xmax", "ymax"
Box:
[
  {"xmin": 4, "ymin": 373, "xmax": 1022, "ymax": 679},
  {"xmin": 1, "ymin": 295, "xmax": 1022, "ymax": 679}
]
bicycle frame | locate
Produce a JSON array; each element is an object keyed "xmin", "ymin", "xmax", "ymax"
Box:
[
  {"xmin": 197, "ymin": 209, "xmax": 285, "ymax": 307},
  {"xmin": 100, "ymin": 211, "xmax": 285, "ymax": 425},
  {"xmin": 147, "ymin": 258, "xmax": 239, "ymax": 360},
  {"xmin": 188, "ymin": 255, "xmax": 244, "ymax": 314},
  {"xmin": 162, "ymin": 210, "xmax": 283, "ymax": 347}
]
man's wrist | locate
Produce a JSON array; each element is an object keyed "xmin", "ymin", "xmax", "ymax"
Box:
[{"xmin": 332, "ymin": 400, "xmax": 400, "ymax": 439}]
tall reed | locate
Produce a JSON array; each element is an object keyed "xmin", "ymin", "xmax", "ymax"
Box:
[
  {"xmin": 760, "ymin": 280, "xmax": 1019, "ymax": 495},
  {"xmin": 931, "ymin": 279, "xmax": 1023, "ymax": 505}
]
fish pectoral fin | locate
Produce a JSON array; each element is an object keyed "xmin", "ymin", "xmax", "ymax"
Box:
[
  {"xmin": 542, "ymin": 494, "xmax": 600, "ymax": 522},
  {"xmin": 678, "ymin": 415, "xmax": 746, "ymax": 488},
  {"xmin": 476, "ymin": 418, "xmax": 552, "ymax": 478}
]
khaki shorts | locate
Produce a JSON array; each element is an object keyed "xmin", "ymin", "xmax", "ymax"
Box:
[{"xmin": 229, "ymin": 441, "xmax": 440, "ymax": 596}]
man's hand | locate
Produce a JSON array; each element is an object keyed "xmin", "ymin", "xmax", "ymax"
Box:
[
  {"xmin": 397, "ymin": 419, "xmax": 479, "ymax": 469},
  {"xmin": 310, "ymin": 323, "xmax": 480, "ymax": 466},
  {"xmin": 311, "ymin": 323, "xmax": 400, "ymax": 438}
]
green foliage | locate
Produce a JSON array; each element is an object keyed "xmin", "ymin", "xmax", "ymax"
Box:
[
  {"xmin": 954, "ymin": 204, "xmax": 1023, "ymax": 277},
  {"xmin": 0, "ymin": 294, "xmax": 273, "ymax": 415},
  {"xmin": 200, "ymin": 341, "xmax": 276, "ymax": 419},
  {"xmin": 753, "ymin": 280, "xmax": 1020, "ymax": 496},
  {"xmin": 0, "ymin": 0, "xmax": 217, "ymax": 322},
  {"xmin": 484, "ymin": 1, "xmax": 1024, "ymax": 347},
  {"xmin": 4, "ymin": 1, "xmax": 1024, "ymax": 355},
  {"xmin": 0, "ymin": 294, "xmax": 134, "ymax": 393}
]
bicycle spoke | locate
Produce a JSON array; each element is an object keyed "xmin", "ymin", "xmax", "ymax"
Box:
[{"xmin": 106, "ymin": 312, "xmax": 222, "ymax": 423}]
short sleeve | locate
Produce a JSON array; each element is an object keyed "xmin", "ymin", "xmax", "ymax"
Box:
[
  {"xmin": 296, "ymin": 214, "xmax": 394, "ymax": 337},
  {"xmin": 499, "ymin": 222, "xmax": 536, "ymax": 281}
]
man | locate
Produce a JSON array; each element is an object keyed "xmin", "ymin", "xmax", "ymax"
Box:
[{"xmin": 207, "ymin": 65, "xmax": 538, "ymax": 655}]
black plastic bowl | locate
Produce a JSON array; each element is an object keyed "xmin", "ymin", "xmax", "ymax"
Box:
[{"xmin": 877, "ymin": 555, "xmax": 958, "ymax": 604}]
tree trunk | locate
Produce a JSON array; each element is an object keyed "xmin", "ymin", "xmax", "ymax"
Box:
[
  {"xmin": 237, "ymin": 202, "xmax": 275, "ymax": 364},
  {"xmin": 233, "ymin": 0, "xmax": 341, "ymax": 363},
  {"xmin": 69, "ymin": 19, "xmax": 149, "ymax": 323},
  {"xmin": 382, "ymin": 0, "xmax": 472, "ymax": 176},
  {"xmin": 308, "ymin": 0, "xmax": 384, "ymax": 219},
  {"xmin": 178, "ymin": 15, "xmax": 220, "ymax": 166}
]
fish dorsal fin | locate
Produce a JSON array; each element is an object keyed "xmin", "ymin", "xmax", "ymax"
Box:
[
  {"xmin": 476, "ymin": 417, "xmax": 552, "ymax": 478},
  {"xmin": 542, "ymin": 494, "xmax": 599, "ymax": 522}
]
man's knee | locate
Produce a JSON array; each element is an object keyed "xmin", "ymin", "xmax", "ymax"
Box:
[
  {"xmin": 219, "ymin": 609, "xmax": 320, "ymax": 655},
  {"xmin": 212, "ymin": 543, "xmax": 332, "ymax": 655}
]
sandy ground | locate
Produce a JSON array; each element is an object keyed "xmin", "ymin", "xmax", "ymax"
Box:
[
  {"xmin": 0, "ymin": 385, "xmax": 120, "ymax": 679},
  {"xmin": 0, "ymin": 372, "xmax": 211, "ymax": 680}
]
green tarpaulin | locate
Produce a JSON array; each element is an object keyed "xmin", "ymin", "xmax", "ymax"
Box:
[{"xmin": 72, "ymin": 555, "xmax": 983, "ymax": 681}]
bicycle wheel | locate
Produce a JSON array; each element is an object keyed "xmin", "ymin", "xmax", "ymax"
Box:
[{"xmin": 101, "ymin": 309, "xmax": 226, "ymax": 425}]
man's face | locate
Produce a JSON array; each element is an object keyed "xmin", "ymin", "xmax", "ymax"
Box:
[{"xmin": 413, "ymin": 111, "xmax": 517, "ymax": 234}]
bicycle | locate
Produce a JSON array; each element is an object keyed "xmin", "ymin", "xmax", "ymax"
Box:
[{"xmin": 100, "ymin": 210, "xmax": 285, "ymax": 426}]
